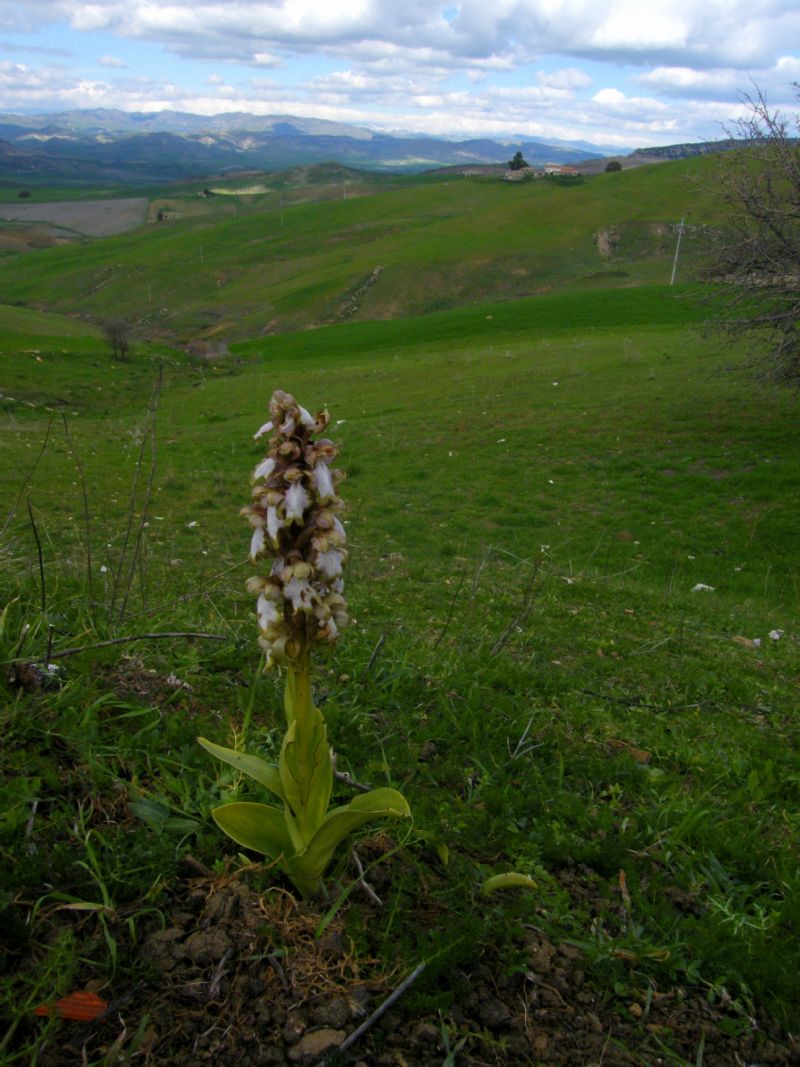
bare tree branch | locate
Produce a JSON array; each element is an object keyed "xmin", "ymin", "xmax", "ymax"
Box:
[{"xmin": 702, "ymin": 85, "xmax": 800, "ymax": 387}]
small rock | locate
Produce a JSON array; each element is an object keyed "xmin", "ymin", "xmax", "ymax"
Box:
[
  {"xmin": 288, "ymin": 1029, "xmax": 346, "ymax": 1061},
  {"xmin": 479, "ymin": 998, "xmax": 511, "ymax": 1029},
  {"xmin": 311, "ymin": 997, "xmax": 349, "ymax": 1029},
  {"xmin": 348, "ymin": 985, "xmax": 371, "ymax": 1018},
  {"xmin": 412, "ymin": 1021, "xmax": 440, "ymax": 1046},
  {"xmin": 319, "ymin": 930, "xmax": 346, "ymax": 959},
  {"xmin": 532, "ymin": 1033, "xmax": 549, "ymax": 1054},
  {"xmin": 283, "ymin": 1016, "xmax": 306, "ymax": 1044},
  {"xmin": 418, "ymin": 740, "xmax": 438, "ymax": 762},
  {"xmin": 183, "ymin": 928, "xmax": 232, "ymax": 964}
]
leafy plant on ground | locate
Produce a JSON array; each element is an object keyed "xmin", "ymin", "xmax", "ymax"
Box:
[{"xmin": 200, "ymin": 390, "xmax": 410, "ymax": 897}]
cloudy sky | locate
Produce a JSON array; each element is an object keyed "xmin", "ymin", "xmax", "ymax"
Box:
[{"xmin": 1, "ymin": 0, "xmax": 799, "ymax": 148}]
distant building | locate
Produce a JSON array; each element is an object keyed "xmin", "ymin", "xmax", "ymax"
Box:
[{"xmin": 543, "ymin": 163, "xmax": 579, "ymax": 176}]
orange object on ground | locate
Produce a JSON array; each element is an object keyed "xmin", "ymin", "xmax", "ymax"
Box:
[{"xmin": 34, "ymin": 991, "xmax": 108, "ymax": 1021}]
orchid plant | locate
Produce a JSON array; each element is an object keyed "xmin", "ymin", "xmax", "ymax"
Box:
[{"xmin": 199, "ymin": 390, "xmax": 410, "ymax": 898}]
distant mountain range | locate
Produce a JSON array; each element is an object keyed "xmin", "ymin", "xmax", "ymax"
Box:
[{"xmin": 0, "ymin": 108, "xmax": 613, "ymax": 184}]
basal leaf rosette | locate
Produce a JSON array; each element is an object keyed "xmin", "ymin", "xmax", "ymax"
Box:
[{"xmin": 241, "ymin": 390, "xmax": 349, "ymax": 667}]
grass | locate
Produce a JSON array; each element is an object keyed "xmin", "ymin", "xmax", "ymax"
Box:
[
  {"xmin": 0, "ymin": 157, "xmax": 725, "ymax": 343},
  {"xmin": 1, "ymin": 282, "xmax": 798, "ymax": 1063}
]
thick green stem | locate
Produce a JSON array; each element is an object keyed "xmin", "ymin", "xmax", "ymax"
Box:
[{"xmin": 279, "ymin": 649, "xmax": 333, "ymax": 851}]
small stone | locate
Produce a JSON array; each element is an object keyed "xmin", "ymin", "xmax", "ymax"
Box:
[
  {"xmin": 319, "ymin": 930, "xmax": 346, "ymax": 958},
  {"xmin": 288, "ymin": 1029, "xmax": 346, "ymax": 1061},
  {"xmin": 348, "ymin": 985, "xmax": 372, "ymax": 1018},
  {"xmin": 418, "ymin": 741, "xmax": 437, "ymax": 762},
  {"xmin": 412, "ymin": 1022, "xmax": 440, "ymax": 1046},
  {"xmin": 283, "ymin": 1016, "xmax": 306, "ymax": 1044},
  {"xmin": 311, "ymin": 997, "xmax": 349, "ymax": 1029},
  {"xmin": 479, "ymin": 998, "xmax": 511, "ymax": 1029},
  {"xmin": 183, "ymin": 928, "xmax": 232, "ymax": 964}
]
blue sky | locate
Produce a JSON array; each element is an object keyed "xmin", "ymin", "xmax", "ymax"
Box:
[{"xmin": 1, "ymin": 1, "xmax": 799, "ymax": 148}]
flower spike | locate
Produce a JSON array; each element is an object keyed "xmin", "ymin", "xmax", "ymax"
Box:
[{"xmin": 245, "ymin": 391, "xmax": 348, "ymax": 666}]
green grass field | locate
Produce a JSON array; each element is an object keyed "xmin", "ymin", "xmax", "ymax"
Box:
[
  {"xmin": 0, "ymin": 158, "xmax": 722, "ymax": 344},
  {"xmin": 1, "ymin": 275, "xmax": 798, "ymax": 1063},
  {"xmin": 0, "ymin": 157, "xmax": 798, "ymax": 1064}
]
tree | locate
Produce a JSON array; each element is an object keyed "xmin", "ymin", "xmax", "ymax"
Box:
[
  {"xmin": 102, "ymin": 318, "xmax": 132, "ymax": 361},
  {"xmin": 705, "ymin": 87, "xmax": 800, "ymax": 387},
  {"xmin": 507, "ymin": 150, "xmax": 529, "ymax": 171},
  {"xmin": 604, "ymin": 160, "xmax": 622, "ymax": 172}
]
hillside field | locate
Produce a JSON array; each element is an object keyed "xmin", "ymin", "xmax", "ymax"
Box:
[
  {"xmin": 0, "ymin": 158, "xmax": 722, "ymax": 344},
  {"xmin": 1, "ymin": 265, "xmax": 799, "ymax": 1064}
]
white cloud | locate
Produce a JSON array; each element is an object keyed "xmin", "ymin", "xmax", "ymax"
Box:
[
  {"xmin": 3, "ymin": 0, "xmax": 789, "ymax": 71},
  {"xmin": 637, "ymin": 57, "xmax": 800, "ymax": 104},
  {"xmin": 0, "ymin": 0, "xmax": 798, "ymax": 145},
  {"xmin": 538, "ymin": 67, "xmax": 591, "ymax": 90},
  {"xmin": 593, "ymin": 88, "xmax": 625, "ymax": 105}
]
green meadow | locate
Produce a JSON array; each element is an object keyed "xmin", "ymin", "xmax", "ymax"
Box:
[
  {"xmin": 0, "ymin": 159, "xmax": 720, "ymax": 343},
  {"xmin": 1, "ymin": 161, "xmax": 798, "ymax": 1064}
]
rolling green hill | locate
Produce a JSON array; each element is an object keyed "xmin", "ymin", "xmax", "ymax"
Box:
[{"xmin": 0, "ymin": 158, "xmax": 721, "ymax": 345}]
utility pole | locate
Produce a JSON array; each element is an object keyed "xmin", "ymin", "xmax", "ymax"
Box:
[{"xmin": 670, "ymin": 218, "xmax": 685, "ymax": 285}]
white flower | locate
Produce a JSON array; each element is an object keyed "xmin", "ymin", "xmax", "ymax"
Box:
[
  {"xmin": 315, "ymin": 548, "xmax": 345, "ymax": 579},
  {"xmin": 267, "ymin": 505, "xmax": 282, "ymax": 545},
  {"xmin": 317, "ymin": 618, "xmax": 339, "ymax": 643},
  {"xmin": 253, "ymin": 456, "xmax": 276, "ymax": 481},
  {"xmin": 769, "ymin": 629, "xmax": 784, "ymax": 640},
  {"xmin": 692, "ymin": 583, "xmax": 715, "ymax": 592},
  {"xmin": 187, "ymin": 520, "xmax": 198, "ymax": 528},
  {"xmin": 312, "ymin": 460, "xmax": 335, "ymax": 502},
  {"xmin": 284, "ymin": 576, "xmax": 315, "ymax": 613},
  {"xmin": 284, "ymin": 481, "xmax": 310, "ymax": 524},
  {"xmin": 246, "ymin": 390, "xmax": 348, "ymax": 663},
  {"xmin": 253, "ymin": 421, "xmax": 273, "ymax": 440},
  {"xmin": 250, "ymin": 527, "xmax": 265, "ymax": 560},
  {"xmin": 257, "ymin": 594, "xmax": 281, "ymax": 631}
]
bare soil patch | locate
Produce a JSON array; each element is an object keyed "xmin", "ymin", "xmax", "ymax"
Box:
[
  {"xmin": 18, "ymin": 864, "xmax": 797, "ymax": 1067},
  {"xmin": 0, "ymin": 199, "xmax": 148, "ymax": 237}
]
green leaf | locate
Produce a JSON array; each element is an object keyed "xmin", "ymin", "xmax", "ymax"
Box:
[
  {"xmin": 198, "ymin": 736, "xmax": 285, "ymax": 802},
  {"xmin": 278, "ymin": 709, "xmax": 332, "ymax": 836},
  {"xmin": 0, "ymin": 597, "xmax": 19, "ymax": 641},
  {"xmin": 287, "ymin": 788, "xmax": 411, "ymax": 885},
  {"xmin": 482, "ymin": 872, "xmax": 538, "ymax": 894},
  {"xmin": 211, "ymin": 801, "xmax": 293, "ymax": 860}
]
